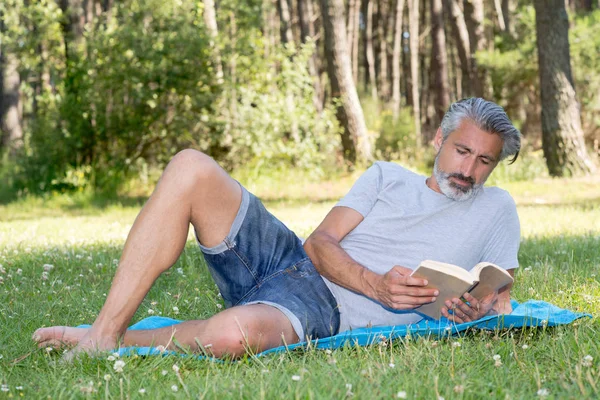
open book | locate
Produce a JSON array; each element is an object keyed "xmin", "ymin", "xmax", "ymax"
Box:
[{"xmin": 410, "ymin": 260, "xmax": 514, "ymax": 320}]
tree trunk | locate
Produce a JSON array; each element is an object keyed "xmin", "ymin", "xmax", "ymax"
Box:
[
  {"xmin": 408, "ymin": 0, "xmax": 420, "ymax": 147},
  {"xmin": 365, "ymin": 0, "xmax": 378, "ymax": 100},
  {"xmin": 203, "ymin": 0, "xmax": 224, "ymax": 83},
  {"xmin": 0, "ymin": 53, "xmax": 23, "ymax": 153},
  {"xmin": 319, "ymin": 0, "xmax": 372, "ymax": 164},
  {"xmin": 298, "ymin": 0, "xmax": 323, "ymax": 111},
  {"xmin": 351, "ymin": 0, "xmax": 360, "ymax": 84},
  {"xmin": 534, "ymin": 0, "xmax": 596, "ymax": 176},
  {"xmin": 463, "ymin": 0, "xmax": 486, "ymax": 97},
  {"xmin": 277, "ymin": 0, "xmax": 294, "ymax": 44},
  {"xmin": 430, "ymin": 0, "xmax": 449, "ymax": 126},
  {"xmin": 445, "ymin": 0, "xmax": 473, "ymax": 98},
  {"xmin": 391, "ymin": 0, "xmax": 405, "ymax": 118},
  {"xmin": 376, "ymin": 0, "xmax": 390, "ymax": 101}
]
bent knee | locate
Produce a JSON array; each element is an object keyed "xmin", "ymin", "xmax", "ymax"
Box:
[{"xmin": 167, "ymin": 149, "xmax": 224, "ymax": 188}]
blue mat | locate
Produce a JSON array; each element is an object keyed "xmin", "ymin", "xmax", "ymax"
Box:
[{"xmin": 86, "ymin": 300, "xmax": 590, "ymax": 358}]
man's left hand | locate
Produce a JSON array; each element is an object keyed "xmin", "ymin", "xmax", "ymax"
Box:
[{"xmin": 440, "ymin": 291, "xmax": 497, "ymax": 323}]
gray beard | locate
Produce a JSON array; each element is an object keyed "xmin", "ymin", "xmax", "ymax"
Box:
[{"xmin": 433, "ymin": 153, "xmax": 483, "ymax": 202}]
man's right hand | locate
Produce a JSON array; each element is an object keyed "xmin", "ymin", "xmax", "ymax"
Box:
[{"xmin": 367, "ymin": 266, "xmax": 439, "ymax": 310}]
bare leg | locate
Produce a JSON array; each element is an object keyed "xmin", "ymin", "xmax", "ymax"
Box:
[
  {"xmin": 34, "ymin": 304, "xmax": 298, "ymax": 358},
  {"xmin": 33, "ymin": 150, "xmax": 296, "ymax": 358}
]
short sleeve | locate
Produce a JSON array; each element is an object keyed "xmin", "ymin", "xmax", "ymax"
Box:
[
  {"xmin": 335, "ymin": 163, "xmax": 383, "ymax": 217},
  {"xmin": 480, "ymin": 194, "xmax": 521, "ymax": 270}
]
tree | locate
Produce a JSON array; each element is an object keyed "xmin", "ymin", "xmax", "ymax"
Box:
[
  {"xmin": 429, "ymin": 0, "xmax": 449, "ymax": 127},
  {"xmin": 203, "ymin": 0, "xmax": 224, "ymax": 82},
  {"xmin": 446, "ymin": 0, "xmax": 473, "ymax": 97},
  {"xmin": 276, "ymin": 0, "xmax": 293, "ymax": 44},
  {"xmin": 463, "ymin": 0, "xmax": 486, "ymax": 97},
  {"xmin": 0, "ymin": 8, "xmax": 23, "ymax": 154},
  {"xmin": 408, "ymin": 0, "xmax": 420, "ymax": 147},
  {"xmin": 365, "ymin": 0, "xmax": 378, "ymax": 100},
  {"xmin": 391, "ymin": 0, "xmax": 405, "ymax": 119},
  {"xmin": 319, "ymin": 0, "xmax": 372, "ymax": 164},
  {"xmin": 534, "ymin": 0, "xmax": 596, "ymax": 176},
  {"xmin": 297, "ymin": 0, "xmax": 323, "ymax": 111}
]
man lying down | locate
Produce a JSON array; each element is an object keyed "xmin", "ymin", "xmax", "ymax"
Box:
[{"xmin": 34, "ymin": 98, "xmax": 520, "ymax": 359}]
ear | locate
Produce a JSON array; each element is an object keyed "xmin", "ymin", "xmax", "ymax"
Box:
[{"xmin": 433, "ymin": 128, "xmax": 443, "ymax": 151}]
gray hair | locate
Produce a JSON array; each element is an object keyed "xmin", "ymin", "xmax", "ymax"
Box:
[{"xmin": 440, "ymin": 98, "xmax": 521, "ymax": 163}]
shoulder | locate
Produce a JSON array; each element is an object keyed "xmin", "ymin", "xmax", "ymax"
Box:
[
  {"xmin": 477, "ymin": 186, "xmax": 518, "ymax": 216},
  {"xmin": 371, "ymin": 161, "xmax": 423, "ymax": 184}
]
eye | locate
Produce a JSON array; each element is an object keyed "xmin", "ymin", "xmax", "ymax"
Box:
[
  {"xmin": 456, "ymin": 148, "xmax": 467, "ymax": 155},
  {"xmin": 480, "ymin": 158, "xmax": 491, "ymax": 165}
]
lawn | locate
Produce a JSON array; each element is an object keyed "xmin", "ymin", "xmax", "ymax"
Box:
[{"xmin": 0, "ymin": 169, "xmax": 599, "ymax": 399}]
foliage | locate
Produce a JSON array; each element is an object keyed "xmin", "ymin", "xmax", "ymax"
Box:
[
  {"xmin": 1, "ymin": 0, "xmax": 340, "ymax": 196},
  {"xmin": 362, "ymin": 97, "xmax": 419, "ymax": 164},
  {"xmin": 477, "ymin": 7, "xmax": 600, "ymax": 144}
]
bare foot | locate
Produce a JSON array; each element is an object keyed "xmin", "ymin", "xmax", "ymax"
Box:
[{"xmin": 32, "ymin": 326, "xmax": 90, "ymax": 349}]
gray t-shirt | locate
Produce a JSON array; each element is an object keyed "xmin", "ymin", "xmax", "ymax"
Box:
[{"xmin": 321, "ymin": 161, "xmax": 520, "ymax": 333}]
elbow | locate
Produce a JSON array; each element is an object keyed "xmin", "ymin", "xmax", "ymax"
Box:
[{"xmin": 303, "ymin": 230, "xmax": 330, "ymax": 262}]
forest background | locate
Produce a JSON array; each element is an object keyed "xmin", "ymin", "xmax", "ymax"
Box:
[{"xmin": 0, "ymin": 0, "xmax": 599, "ymax": 197}]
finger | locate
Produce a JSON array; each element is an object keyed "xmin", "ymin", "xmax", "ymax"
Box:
[
  {"xmin": 441, "ymin": 306, "xmax": 464, "ymax": 323},
  {"xmin": 451, "ymin": 298, "xmax": 478, "ymax": 320},
  {"xmin": 445, "ymin": 300, "xmax": 470, "ymax": 322},
  {"xmin": 391, "ymin": 295, "xmax": 437, "ymax": 309},
  {"xmin": 391, "ymin": 266, "xmax": 429, "ymax": 287},
  {"xmin": 388, "ymin": 286, "xmax": 439, "ymax": 297}
]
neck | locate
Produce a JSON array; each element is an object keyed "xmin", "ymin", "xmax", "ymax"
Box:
[{"xmin": 426, "ymin": 176, "xmax": 442, "ymax": 194}]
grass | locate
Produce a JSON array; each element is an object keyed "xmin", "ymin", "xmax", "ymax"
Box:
[{"xmin": 1, "ymin": 166, "xmax": 600, "ymax": 399}]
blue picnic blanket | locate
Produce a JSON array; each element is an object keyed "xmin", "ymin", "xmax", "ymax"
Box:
[{"xmin": 93, "ymin": 300, "xmax": 590, "ymax": 358}]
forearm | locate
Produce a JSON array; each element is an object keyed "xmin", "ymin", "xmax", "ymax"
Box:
[{"xmin": 304, "ymin": 231, "xmax": 379, "ymax": 299}]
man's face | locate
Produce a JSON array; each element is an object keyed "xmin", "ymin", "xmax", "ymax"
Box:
[{"xmin": 430, "ymin": 120, "xmax": 503, "ymax": 201}]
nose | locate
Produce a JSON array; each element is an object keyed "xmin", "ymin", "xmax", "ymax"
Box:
[{"xmin": 462, "ymin": 157, "xmax": 477, "ymax": 178}]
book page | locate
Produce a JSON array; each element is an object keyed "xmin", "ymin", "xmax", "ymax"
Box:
[
  {"xmin": 468, "ymin": 262, "xmax": 514, "ymax": 300},
  {"xmin": 411, "ymin": 261, "xmax": 476, "ymax": 319}
]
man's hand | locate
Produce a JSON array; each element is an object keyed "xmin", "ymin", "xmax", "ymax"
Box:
[
  {"xmin": 441, "ymin": 291, "xmax": 497, "ymax": 323},
  {"xmin": 369, "ymin": 266, "xmax": 439, "ymax": 310}
]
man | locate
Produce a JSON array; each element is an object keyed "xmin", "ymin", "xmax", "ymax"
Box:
[{"xmin": 33, "ymin": 98, "xmax": 521, "ymax": 359}]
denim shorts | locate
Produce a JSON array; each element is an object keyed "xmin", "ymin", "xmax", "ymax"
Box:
[{"xmin": 197, "ymin": 185, "xmax": 340, "ymax": 341}]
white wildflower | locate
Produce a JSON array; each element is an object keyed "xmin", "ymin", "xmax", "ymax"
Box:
[
  {"xmin": 161, "ymin": 370, "xmax": 168, "ymax": 376},
  {"xmin": 171, "ymin": 385, "xmax": 178, "ymax": 392},
  {"xmin": 1, "ymin": 385, "xmax": 9, "ymax": 392},
  {"xmin": 582, "ymin": 355, "xmax": 593, "ymax": 367},
  {"xmin": 388, "ymin": 363, "xmax": 395, "ymax": 368},
  {"xmin": 291, "ymin": 375, "xmax": 301, "ymax": 381},
  {"xmin": 43, "ymin": 264, "xmax": 54, "ymax": 271},
  {"xmin": 537, "ymin": 388, "xmax": 549, "ymax": 397},
  {"xmin": 396, "ymin": 391, "xmax": 407, "ymax": 399},
  {"xmin": 147, "ymin": 309, "xmax": 155, "ymax": 315},
  {"xmin": 522, "ymin": 344, "xmax": 529, "ymax": 349},
  {"xmin": 41, "ymin": 272, "xmax": 49, "ymax": 280},
  {"xmin": 454, "ymin": 385, "xmax": 464, "ymax": 393},
  {"xmin": 113, "ymin": 360, "xmax": 125, "ymax": 373},
  {"xmin": 172, "ymin": 306, "xmax": 179, "ymax": 314},
  {"xmin": 452, "ymin": 341, "xmax": 461, "ymax": 348},
  {"xmin": 172, "ymin": 364, "xmax": 180, "ymax": 373},
  {"xmin": 16, "ymin": 269, "xmax": 22, "ymax": 275},
  {"xmin": 46, "ymin": 347, "xmax": 53, "ymax": 352},
  {"xmin": 104, "ymin": 374, "xmax": 111, "ymax": 381},
  {"xmin": 493, "ymin": 354, "xmax": 501, "ymax": 361},
  {"xmin": 138, "ymin": 388, "xmax": 146, "ymax": 394},
  {"xmin": 107, "ymin": 355, "xmax": 116, "ymax": 361}
]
